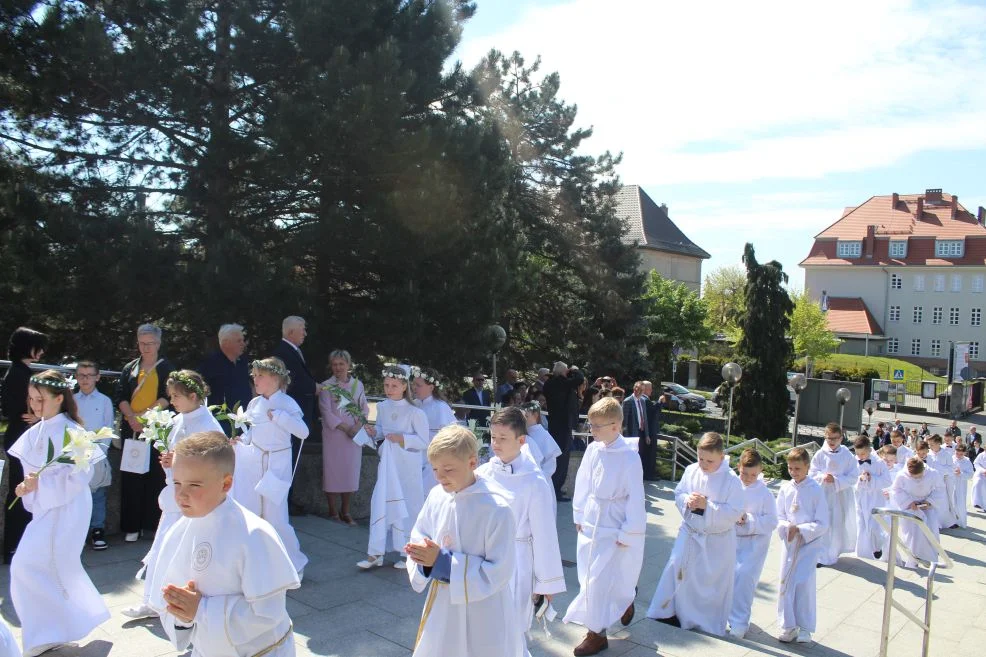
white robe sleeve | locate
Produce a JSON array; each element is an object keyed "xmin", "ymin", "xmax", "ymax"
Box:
[
  {"xmin": 529, "ymin": 479, "xmax": 567, "ymax": 595},
  {"xmin": 798, "ymin": 489, "xmax": 829, "ymax": 544},
  {"xmin": 22, "ymin": 463, "xmax": 92, "ymax": 515},
  {"xmin": 775, "ymin": 488, "xmax": 793, "ymax": 541},
  {"xmin": 269, "ymin": 408, "xmax": 309, "ymax": 440},
  {"xmin": 870, "ymin": 460, "xmax": 892, "ymax": 491},
  {"xmin": 618, "ymin": 453, "xmax": 646, "ymax": 546},
  {"xmin": 738, "ymin": 486, "xmax": 777, "ymax": 537},
  {"xmin": 163, "ymin": 591, "xmax": 289, "ymax": 655},
  {"xmin": 890, "ymin": 473, "xmax": 916, "ymax": 510},
  {"xmin": 808, "ymin": 451, "xmax": 826, "ymax": 484},
  {"xmin": 448, "ymin": 505, "xmax": 516, "ymax": 605},
  {"xmin": 927, "ymin": 474, "xmax": 947, "ymax": 511},
  {"xmin": 701, "ymin": 475, "xmax": 744, "ymax": 533},
  {"xmin": 674, "ymin": 468, "xmax": 695, "ymax": 522},
  {"xmin": 956, "ymin": 459, "xmax": 974, "ymax": 481},
  {"xmin": 571, "ymin": 449, "xmax": 592, "ymax": 526},
  {"xmin": 408, "ymin": 492, "xmax": 437, "ymax": 593},
  {"xmin": 401, "ymin": 409, "xmax": 432, "ymax": 451},
  {"xmin": 832, "ymin": 452, "xmax": 858, "ymax": 492}
]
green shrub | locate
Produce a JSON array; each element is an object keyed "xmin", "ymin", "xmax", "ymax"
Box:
[
  {"xmin": 682, "ymin": 418, "xmax": 703, "ymax": 434},
  {"xmin": 660, "ymin": 424, "xmax": 692, "ymax": 440}
]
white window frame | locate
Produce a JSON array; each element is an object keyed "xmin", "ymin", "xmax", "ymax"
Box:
[
  {"xmin": 887, "ymin": 338, "xmax": 899, "ymax": 354},
  {"xmin": 949, "ymin": 307, "xmax": 960, "ymax": 325},
  {"xmin": 934, "ymin": 274, "xmax": 946, "ymax": 292},
  {"xmin": 889, "ymin": 240, "xmax": 908, "ymax": 258},
  {"xmin": 931, "ymin": 339, "xmax": 941, "ymax": 357},
  {"xmin": 972, "ymin": 308, "xmax": 982, "ymax": 327},
  {"xmin": 973, "ymin": 275, "xmax": 984, "ymax": 293},
  {"xmin": 911, "ymin": 339, "xmax": 921, "ymax": 356},
  {"xmin": 951, "ymin": 274, "xmax": 962, "ymax": 292},
  {"xmin": 889, "ymin": 305, "xmax": 901, "ymax": 322},
  {"xmin": 890, "ymin": 273, "xmax": 902, "ymax": 290},
  {"xmin": 971, "ymin": 342, "xmax": 980, "ymax": 359},
  {"xmin": 837, "ymin": 241, "xmax": 862, "ymax": 258},
  {"xmin": 913, "ymin": 274, "xmax": 925, "ymax": 291},
  {"xmin": 935, "ymin": 239, "xmax": 964, "ymax": 257},
  {"xmin": 932, "ymin": 306, "xmax": 943, "ymax": 324},
  {"xmin": 913, "ymin": 306, "xmax": 923, "ymax": 323}
]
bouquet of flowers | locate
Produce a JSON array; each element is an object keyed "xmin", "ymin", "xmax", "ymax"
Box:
[
  {"xmin": 139, "ymin": 408, "xmax": 177, "ymax": 454},
  {"xmin": 210, "ymin": 402, "xmax": 252, "ymax": 440},
  {"xmin": 8, "ymin": 426, "xmax": 114, "ymax": 509},
  {"xmin": 322, "ymin": 381, "xmax": 369, "ymax": 425}
]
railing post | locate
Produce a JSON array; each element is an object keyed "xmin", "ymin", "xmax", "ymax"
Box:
[
  {"xmin": 879, "ymin": 515, "xmax": 897, "ymax": 657},
  {"xmin": 671, "ymin": 437, "xmax": 678, "ymax": 481},
  {"xmin": 923, "ymin": 563, "xmax": 936, "ymax": 657}
]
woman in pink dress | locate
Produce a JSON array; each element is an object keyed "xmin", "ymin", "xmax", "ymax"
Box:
[{"xmin": 318, "ymin": 349, "xmax": 369, "ymax": 525}]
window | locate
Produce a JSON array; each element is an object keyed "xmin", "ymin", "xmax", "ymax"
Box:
[
  {"xmin": 932, "ymin": 306, "xmax": 943, "ymax": 324},
  {"xmin": 973, "ymin": 308, "xmax": 982, "ymax": 327},
  {"xmin": 837, "ymin": 241, "xmax": 862, "ymax": 258},
  {"xmin": 951, "ymin": 274, "xmax": 962, "ymax": 292},
  {"xmin": 889, "ymin": 240, "xmax": 908, "ymax": 258},
  {"xmin": 973, "ymin": 275, "xmax": 984, "ymax": 293},
  {"xmin": 887, "ymin": 338, "xmax": 899, "ymax": 354},
  {"xmin": 890, "ymin": 274, "xmax": 902, "ymax": 290},
  {"xmin": 913, "ymin": 275, "xmax": 925, "ymax": 291},
  {"xmin": 972, "ymin": 342, "xmax": 980, "ymax": 359},
  {"xmin": 934, "ymin": 275, "xmax": 946, "ymax": 292},
  {"xmin": 913, "ymin": 306, "xmax": 923, "ymax": 323},
  {"xmin": 889, "ymin": 305, "xmax": 901, "ymax": 322},
  {"xmin": 950, "ymin": 307, "xmax": 960, "ymax": 325},
  {"xmin": 911, "ymin": 339, "xmax": 921, "ymax": 356},
  {"xmin": 935, "ymin": 239, "xmax": 964, "ymax": 257},
  {"xmin": 931, "ymin": 339, "xmax": 941, "ymax": 357}
]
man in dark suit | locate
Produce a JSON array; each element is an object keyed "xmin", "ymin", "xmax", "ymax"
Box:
[
  {"xmin": 461, "ymin": 373, "xmax": 492, "ymax": 426},
  {"xmin": 543, "ymin": 361, "xmax": 585, "ymax": 501},
  {"xmin": 624, "ymin": 381, "xmax": 658, "ymax": 480},
  {"xmin": 273, "ymin": 315, "xmax": 317, "ymax": 516}
]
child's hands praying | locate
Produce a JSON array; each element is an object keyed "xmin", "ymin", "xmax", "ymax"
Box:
[
  {"xmin": 686, "ymin": 493, "xmax": 707, "ymax": 510},
  {"xmin": 163, "ymin": 580, "xmax": 202, "ymax": 624},
  {"xmin": 787, "ymin": 525, "xmax": 800, "ymax": 542},
  {"xmin": 406, "ymin": 537, "xmax": 441, "ymax": 567},
  {"xmin": 823, "ymin": 473, "xmax": 835, "ymax": 484}
]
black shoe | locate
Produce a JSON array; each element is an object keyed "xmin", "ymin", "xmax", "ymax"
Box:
[
  {"xmin": 949, "ymin": 524, "xmax": 959, "ymax": 529},
  {"xmin": 816, "ymin": 563, "xmax": 824, "ymax": 568},
  {"xmin": 289, "ymin": 503, "xmax": 307, "ymax": 517},
  {"xmin": 874, "ymin": 550, "xmax": 883, "ymax": 560},
  {"xmin": 90, "ymin": 528, "xmax": 108, "ymax": 551},
  {"xmin": 655, "ymin": 615, "xmax": 681, "ymax": 628}
]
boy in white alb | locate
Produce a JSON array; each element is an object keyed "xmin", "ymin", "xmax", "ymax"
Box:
[
  {"xmin": 889, "ymin": 455, "xmax": 947, "ymax": 568},
  {"xmin": 852, "ymin": 435, "xmax": 891, "ymax": 560},
  {"xmin": 728, "ymin": 449, "xmax": 778, "ymax": 639},
  {"xmin": 776, "ymin": 447, "xmax": 829, "ymax": 644},
  {"xmin": 808, "ymin": 423, "xmax": 856, "ymax": 566},
  {"xmin": 649, "ymin": 432, "xmax": 744, "ymax": 636},
  {"xmin": 149, "ymin": 431, "xmax": 299, "ymax": 656},
  {"xmin": 972, "ymin": 447, "xmax": 986, "ymax": 509},
  {"xmin": 925, "ymin": 435, "xmax": 958, "ymax": 529},
  {"xmin": 522, "ymin": 401, "xmax": 562, "ymax": 480},
  {"xmin": 73, "ymin": 360, "xmax": 115, "ymax": 552},
  {"xmin": 952, "ymin": 443, "xmax": 974, "ymax": 528},
  {"xmin": 476, "ymin": 408, "xmax": 566, "ymax": 655},
  {"xmin": 890, "ymin": 431, "xmax": 913, "ymax": 467},
  {"xmin": 565, "ymin": 398, "xmax": 646, "ymax": 656},
  {"xmin": 405, "ymin": 425, "xmax": 522, "ymax": 657}
]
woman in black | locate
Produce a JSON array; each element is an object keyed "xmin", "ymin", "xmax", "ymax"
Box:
[{"xmin": 2, "ymin": 327, "xmax": 48, "ymax": 563}]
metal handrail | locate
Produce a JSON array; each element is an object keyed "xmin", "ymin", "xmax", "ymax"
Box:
[
  {"xmin": 724, "ymin": 436, "xmax": 820, "ymax": 465},
  {"xmin": 871, "ymin": 507, "xmax": 953, "ymax": 657},
  {"xmin": 0, "ymin": 359, "xmax": 122, "ymax": 378}
]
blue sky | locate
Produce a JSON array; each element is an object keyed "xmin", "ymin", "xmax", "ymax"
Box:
[{"xmin": 454, "ymin": 0, "xmax": 986, "ymax": 289}]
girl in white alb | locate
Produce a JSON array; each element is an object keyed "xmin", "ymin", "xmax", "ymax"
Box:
[
  {"xmin": 232, "ymin": 357, "xmax": 309, "ymax": 574},
  {"xmin": 972, "ymin": 449, "xmax": 986, "ymax": 509},
  {"xmin": 412, "ymin": 367, "xmax": 456, "ymax": 496}
]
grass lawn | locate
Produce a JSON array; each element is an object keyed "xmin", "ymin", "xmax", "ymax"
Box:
[{"xmin": 799, "ymin": 354, "xmax": 945, "ymax": 382}]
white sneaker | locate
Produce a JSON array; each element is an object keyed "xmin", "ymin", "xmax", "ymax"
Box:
[
  {"xmin": 356, "ymin": 555, "xmax": 383, "ymax": 569},
  {"xmin": 778, "ymin": 627, "xmax": 798, "ymax": 643},
  {"xmin": 796, "ymin": 629, "xmax": 812, "ymax": 643},
  {"xmin": 121, "ymin": 604, "xmax": 156, "ymax": 619},
  {"xmin": 393, "ymin": 559, "xmax": 407, "ymax": 569},
  {"xmin": 124, "ymin": 532, "xmax": 140, "ymax": 542},
  {"xmin": 727, "ymin": 625, "xmax": 747, "ymax": 639}
]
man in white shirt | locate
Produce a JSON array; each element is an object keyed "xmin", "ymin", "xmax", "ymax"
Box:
[{"xmin": 74, "ymin": 361, "xmax": 115, "ymax": 551}]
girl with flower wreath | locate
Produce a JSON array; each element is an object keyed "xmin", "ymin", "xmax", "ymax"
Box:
[
  {"xmin": 412, "ymin": 366, "xmax": 456, "ymax": 496},
  {"xmin": 8, "ymin": 370, "xmax": 109, "ymax": 657},
  {"xmin": 357, "ymin": 365, "xmax": 430, "ymax": 570},
  {"xmin": 123, "ymin": 369, "xmax": 223, "ymax": 620},
  {"xmin": 231, "ymin": 357, "xmax": 309, "ymax": 576}
]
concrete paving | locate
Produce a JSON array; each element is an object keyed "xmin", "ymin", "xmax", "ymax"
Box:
[{"xmin": 1, "ymin": 480, "xmax": 984, "ymax": 657}]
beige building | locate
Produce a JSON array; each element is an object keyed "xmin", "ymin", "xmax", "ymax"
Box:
[
  {"xmin": 614, "ymin": 185, "xmax": 709, "ymax": 292},
  {"xmin": 801, "ymin": 189, "xmax": 986, "ymax": 374}
]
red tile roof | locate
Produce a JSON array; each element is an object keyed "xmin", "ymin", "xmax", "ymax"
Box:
[
  {"xmin": 801, "ymin": 192, "xmax": 986, "ymax": 267},
  {"xmin": 824, "ymin": 297, "xmax": 884, "ymax": 336}
]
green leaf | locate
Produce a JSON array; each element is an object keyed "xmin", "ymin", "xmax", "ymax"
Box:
[
  {"xmin": 63, "ymin": 426, "xmax": 72, "ymax": 450},
  {"xmin": 46, "ymin": 431, "xmax": 56, "ymax": 463}
]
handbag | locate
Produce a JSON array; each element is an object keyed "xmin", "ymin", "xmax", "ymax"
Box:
[
  {"xmin": 255, "ymin": 467, "xmax": 291, "ymax": 504},
  {"xmin": 120, "ymin": 438, "xmax": 151, "ymax": 475}
]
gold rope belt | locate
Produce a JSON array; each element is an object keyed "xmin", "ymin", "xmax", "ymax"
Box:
[
  {"xmin": 250, "ymin": 624, "xmax": 293, "ymax": 657},
  {"xmin": 414, "ymin": 580, "xmax": 446, "ymax": 649}
]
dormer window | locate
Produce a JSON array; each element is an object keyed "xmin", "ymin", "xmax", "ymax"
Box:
[
  {"xmin": 889, "ymin": 240, "xmax": 908, "ymax": 258},
  {"xmin": 935, "ymin": 239, "xmax": 964, "ymax": 258},
  {"xmin": 837, "ymin": 241, "xmax": 862, "ymax": 258}
]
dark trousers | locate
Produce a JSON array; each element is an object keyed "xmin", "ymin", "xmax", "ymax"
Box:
[
  {"xmin": 549, "ymin": 424, "xmax": 573, "ymax": 496},
  {"xmin": 288, "ymin": 434, "xmax": 303, "ymax": 506},
  {"xmin": 3, "ymin": 456, "xmax": 31, "ymax": 563},
  {"xmin": 121, "ymin": 457, "xmax": 166, "ymax": 534},
  {"xmin": 639, "ymin": 434, "xmax": 657, "ymax": 479}
]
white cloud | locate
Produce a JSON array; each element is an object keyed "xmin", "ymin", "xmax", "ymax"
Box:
[{"xmin": 457, "ymin": 0, "xmax": 986, "ymax": 185}]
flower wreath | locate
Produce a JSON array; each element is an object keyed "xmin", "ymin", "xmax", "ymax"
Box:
[
  {"xmin": 169, "ymin": 371, "xmax": 206, "ymax": 399},
  {"xmin": 411, "ymin": 367, "xmax": 441, "ymax": 389},
  {"xmin": 252, "ymin": 360, "xmax": 289, "ymax": 377},
  {"xmin": 381, "ymin": 367, "xmax": 410, "ymax": 382},
  {"xmin": 29, "ymin": 374, "xmax": 76, "ymax": 390}
]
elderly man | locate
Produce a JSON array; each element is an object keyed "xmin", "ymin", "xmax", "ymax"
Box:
[
  {"xmin": 200, "ymin": 324, "xmax": 253, "ymax": 413},
  {"xmin": 461, "ymin": 372, "xmax": 492, "ymax": 426},
  {"xmin": 497, "ymin": 368, "xmax": 518, "ymax": 402},
  {"xmin": 542, "ymin": 361, "xmax": 585, "ymax": 501},
  {"xmin": 273, "ymin": 315, "xmax": 318, "ymax": 516}
]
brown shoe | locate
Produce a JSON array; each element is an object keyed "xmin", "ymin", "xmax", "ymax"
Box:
[
  {"xmin": 621, "ymin": 586, "xmax": 638, "ymax": 626},
  {"xmin": 574, "ymin": 630, "xmax": 608, "ymax": 656}
]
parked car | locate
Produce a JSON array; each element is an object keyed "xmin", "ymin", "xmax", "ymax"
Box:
[{"xmin": 660, "ymin": 382, "xmax": 707, "ymax": 412}]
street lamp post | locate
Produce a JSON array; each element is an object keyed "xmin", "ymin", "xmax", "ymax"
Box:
[
  {"xmin": 836, "ymin": 387, "xmax": 852, "ymax": 436},
  {"xmin": 789, "ymin": 373, "xmax": 807, "ymax": 446},
  {"xmin": 721, "ymin": 362, "xmax": 743, "ymax": 440},
  {"xmin": 864, "ymin": 399, "xmax": 876, "ymax": 433},
  {"xmin": 487, "ymin": 325, "xmax": 507, "ymax": 396}
]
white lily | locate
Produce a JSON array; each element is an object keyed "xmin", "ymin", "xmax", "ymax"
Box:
[
  {"xmin": 64, "ymin": 427, "xmax": 101, "ymax": 470},
  {"xmin": 227, "ymin": 406, "xmax": 252, "ymax": 432}
]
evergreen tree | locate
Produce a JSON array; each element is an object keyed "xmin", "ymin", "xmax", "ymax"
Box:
[{"xmin": 734, "ymin": 243, "xmax": 793, "ymax": 439}]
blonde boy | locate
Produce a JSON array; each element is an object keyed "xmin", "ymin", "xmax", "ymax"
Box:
[
  {"xmin": 148, "ymin": 432, "xmax": 299, "ymax": 656},
  {"xmin": 728, "ymin": 449, "xmax": 778, "ymax": 639},
  {"xmin": 476, "ymin": 408, "xmax": 565, "ymax": 656},
  {"xmin": 564, "ymin": 397, "xmax": 645, "ymax": 657},
  {"xmin": 808, "ymin": 423, "xmax": 856, "ymax": 566},
  {"xmin": 853, "ymin": 435, "xmax": 891, "ymax": 560},
  {"xmin": 648, "ymin": 432, "xmax": 744, "ymax": 636},
  {"xmin": 406, "ymin": 426, "xmax": 521, "ymax": 657},
  {"xmin": 951, "ymin": 443, "xmax": 974, "ymax": 528},
  {"xmin": 776, "ymin": 448, "xmax": 829, "ymax": 644}
]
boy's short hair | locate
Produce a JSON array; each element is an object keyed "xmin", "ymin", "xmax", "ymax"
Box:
[
  {"xmin": 174, "ymin": 431, "xmax": 235, "ymax": 475},
  {"xmin": 916, "ymin": 440, "xmax": 930, "ymax": 452},
  {"xmin": 880, "ymin": 444, "xmax": 898, "ymax": 457},
  {"xmin": 76, "ymin": 360, "xmax": 99, "ymax": 372},
  {"xmin": 955, "ymin": 443, "xmax": 967, "ymax": 453},
  {"xmin": 587, "ymin": 397, "xmax": 622, "ymax": 423},
  {"xmin": 928, "ymin": 434, "xmax": 943, "ymax": 445},
  {"xmin": 890, "ymin": 430, "xmax": 903, "ymax": 440},
  {"xmin": 853, "ymin": 435, "xmax": 872, "ymax": 450},
  {"xmin": 428, "ymin": 425, "xmax": 478, "ymax": 463},
  {"xmin": 786, "ymin": 447, "xmax": 810, "ymax": 466},
  {"xmin": 824, "ymin": 422, "xmax": 842, "ymax": 436},
  {"xmin": 490, "ymin": 407, "xmax": 526, "ymax": 438},
  {"xmin": 906, "ymin": 456, "xmax": 924, "ymax": 475},
  {"xmin": 739, "ymin": 448, "xmax": 761, "ymax": 468},
  {"xmin": 697, "ymin": 432, "xmax": 724, "ymax": 453}
]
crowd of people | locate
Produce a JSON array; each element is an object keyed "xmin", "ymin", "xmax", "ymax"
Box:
[{"xmin": 1, "ymin": 322, "xmax": 985, "ymax": 657}]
